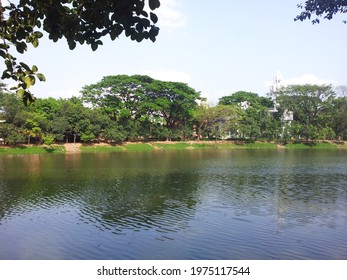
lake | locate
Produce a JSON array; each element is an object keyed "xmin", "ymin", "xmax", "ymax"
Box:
[{"xmin": 0, "ymin": 149, "xmax": 346, "ymax": 259}]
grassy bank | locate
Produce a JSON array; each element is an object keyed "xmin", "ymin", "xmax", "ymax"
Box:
[
  {"xmin": 79, "ymin": 145, "xmax": 124, "ymax": 153},
  {"xmin": 0, "ymin": 145, "xmax": 65, "ymax": 155},
  {"xmin": 283, "ymin": 142, "xmax": 343, "ymax": 149},
  {"xmin": 0, "ymin": 141, "xmax": 345, "ymax": 155}
]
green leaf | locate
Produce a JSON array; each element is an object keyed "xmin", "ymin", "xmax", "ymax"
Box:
[
  {"xmin": 1, "ymin": 72, "xmax": 12, "ymax": 80},
  {"xmin": 32, "ymin": 38, "xmax": 39, "ymax": 48},
  {"xmin": 91, "ymin": 42, "xmax": 98, "ymax": 51},
  {"xmin": 149, "ymin": 0, "xmax": 161, "ymax": 10},
  {"xmin": 17, "ymin": 27, "xmax": 27, "ymax": 40},
  {"xmin": 19, "ymin": 62, "xmax": 31, "ymax": 72},
  {"xmin": 0, "ymin": 50, "xmax": 7, "ymax": 59},
  {"xmin": 149, "ymin": 26, "xmax": 160, "ymax": 42},
  {"xmin": 22, "ymin": 75, "xmax": 35, "ymax": 89},
  {"xmin": 110, "ymin": 25, "xmax": 123, "ymax": 40},
  {"xmin": 5, "ymin": 59, "xmax": 13, "ymax": 72},
  {"xmin": 150, "ymin": 12, "xmax": 158, "ymax": 23},
  {"xmin": 75, "ymin": 33, "xmax": 85, "ymax": 44},
  {"xmin": 36, "ymin": 73, "xmax": 46, "ymax": 82},
  {"xmin": 68, "ymin": 40, "xmax": 77, "ymax": 50},
  {"xmin": 16, "ymin": 89, "xmax": 36, "ymax": 106},
  {"xmin": 110, "ymin": 30, "xmax": 118, "ymax": 40},
  {"xmin": 32, "ymin": 65, "xmax": 38, "ymax": 73},
  {"xmin": 16, "ymin": 42, "xmax": 28, "ymax": 54},
  {"xmin": 33, "ymin": 31, "xmax": 43, "ymax": 39},
  {"xmin": 17, "ymin": 88, "xmax": 25, "ymax": 99},
  {"xmin": 22, "ymin": 91, "xmax": 35, "ymax": 106}
]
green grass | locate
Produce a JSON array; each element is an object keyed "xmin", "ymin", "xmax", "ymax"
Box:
[
  {"xmin": 0, "ymin": 145, "xmax": 65, "ymax": 155},
  {"xmin": 153, "ymin": 142, "xmax": 193, "ymax": 150},
  {"xmin": 191, "ymin": 143, "xmax": 218, "ymax": 149},
  {"xmin": 153, "ymin": 142, "xmax": 278, "ymax": 150},
  {"xmin": 210, "ymin": 142, "xmax": 277, "ymax": 149},
  {"xmin": 240, "ymin": 142, "xmax": 278, "ymax": 149},
  {"xmin": 123, "ymin": 143, "xmax": 154, "ymax": 151},
  {"xmin": 284, "ymin": 142, "xmax": 337, "ymax": 149},
  {"xmin": 80, "ymin": 145, "xmax": 123, "ymax": 153},
  {"xmin": 154, "ymin": 142, "xmax": 224, "ymax": 150}
]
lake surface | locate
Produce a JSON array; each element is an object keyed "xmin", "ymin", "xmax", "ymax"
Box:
[{"xmin": 0, "ymin": 149, "xmax": 346, "ymax": 259}]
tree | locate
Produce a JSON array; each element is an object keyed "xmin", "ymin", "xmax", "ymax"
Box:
[
  {"xmin": 276, "ymin": 84, "xmax": 336, "ymax": 140},
  {"xmin": 82, "ymin": 75, "xmax": 202, "ymax": 141},
  {"xmin": 336, "ymin": 85, "xmax": 347, "ymax": 97},
  {"xmin": 0, "ymin": 90, "xmax": 23, "ymax": 123},
  {"xmin": 218, "ymin": 91, "xmax": 277, "ymax": 140},
  {"xmin": 295, "ymin": 0, "xmax": 347, "ymax": 24},
  {"xmin": 29, "ymin": 97, "xmax": 64, "ymax": 121},
  {"xmin": 218, "ymin": 91, "xmax": 273, "ymax": 108},
  {"xmin": 219, "ymin": 91, "xmax": 259, "ymax": 106},
  {"xmin": 0, "ymin": 0, "xmax": 161, "ymax": 105},
  {"xmin": 0, "ymin": 123, "xmax": 26, "ymax": 144},
  {"xmin": 147, "ymin": 80, "xmax": 201, "ymax": 139},
  {"xmin": 82, "ymin": 75, "xmax": 153, "ymax": 120},
  {"xmin": 193, "ymin": 105, "xmax": 240, "ymax": 140},
  {"xmin": 330, "ymin": 96, "xmax": 347, "ymax": 139},
  {"xmin": 82, "ymin": 75, "xmax": 155, "ymax": 140}
]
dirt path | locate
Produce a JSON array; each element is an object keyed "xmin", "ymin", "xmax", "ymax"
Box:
[{"xmin": 146, "ymin": 142, "xmax": 161, "ymax": 150}]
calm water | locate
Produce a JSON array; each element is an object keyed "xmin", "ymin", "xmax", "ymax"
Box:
[{"xmin": 0, "ymin": 149, "xmax": 346, "ymax": 260}]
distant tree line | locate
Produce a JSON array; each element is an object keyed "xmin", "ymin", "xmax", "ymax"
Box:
[{"xmin": 0, "ymin": 76, "xmax": 346, "ymax": 145}]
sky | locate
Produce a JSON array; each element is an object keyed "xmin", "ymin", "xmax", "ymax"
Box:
[{"xmin": 3, "ymin": 0, "xmax": 347, "ymax": 104}]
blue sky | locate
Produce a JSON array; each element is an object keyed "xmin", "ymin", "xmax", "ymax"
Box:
[{"xmin": 5, "ymin": 0, "xmax": 347, "ymax": 103}]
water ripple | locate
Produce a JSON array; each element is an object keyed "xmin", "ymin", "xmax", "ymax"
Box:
[{"xmin": 1, "ymin": 150, "xmax": 346, "ymax": 259}]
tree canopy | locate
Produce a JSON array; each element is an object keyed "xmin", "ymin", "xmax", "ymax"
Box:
[
  {"xmin": 1, "ymin": 80, "xmax": 347, "ymax": 144},
  {"xmin": 218, "ymin": 91, "xmax": 273, "ymax": 108},
  {"xmin": 295, "ymin": 0, "xmax": 347, "ymax": 24},
  {"xmin": 0, "ymin": 0, "xmax": 161, "ymax": 105},
  {"xmin": 81, "ymin": 75, "xmax": 202, "ymax": 140},
  {"xmin": 276, "ymin": 84, "xmax": 343, "ymax": 140}
]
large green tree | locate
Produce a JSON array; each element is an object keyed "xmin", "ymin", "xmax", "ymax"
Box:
[
  {"xmin": 193, "ymin": 104, "xmax": 240, "ymax": 140},
  {"xmin": 146, "ymin": 80, "xmax": 201, "ymax": 134},
  {"xmin": 81, "ymin": 75, "xmax": 152, "ymax": 120},
  {"xmin": 218, "ymin": 91, "xmax": 277, "ymax": 140},
  {"xmin": 330, "ymin": 96, "xmax": 347, "ymax": 139},
  {"xmin": 276, "ymin": 84, "xmax": 336, "ymax": 140},
  {"xmin": 82, "ymin": 75, "xmax": 201, "ymax": 140},
  {"xmin": 218, "ymin": 91, "xmax": 273, "ymax": 108},
  {"xmin": 0, "ymin": 0, "xmax": 160, "ymax": 105}
]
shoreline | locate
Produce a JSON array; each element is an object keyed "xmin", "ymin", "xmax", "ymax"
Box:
[{"xmin": 0, "ymin": 140, "xmax": 346, "ymax": 155}]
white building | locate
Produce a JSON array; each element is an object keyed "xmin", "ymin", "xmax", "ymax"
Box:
[
  {"xmin": 269, "ymin": 71, "xmax": 293, "ymax": 122},
  {"xmin": 270, "ymin": 70, "xmax": 284, "ymax": 94}
]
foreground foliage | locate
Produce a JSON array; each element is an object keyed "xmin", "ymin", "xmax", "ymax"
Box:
[
  {"xmin": 0, "ymin": 0, "xmax": 160, "ymax": 105},
  {"xmin": 295, "ymin": 0, "xmax": 347, "ymax": 24}
]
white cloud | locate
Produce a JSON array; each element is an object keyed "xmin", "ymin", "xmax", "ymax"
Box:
[
  {"xmin": 285, "ymin": 74, "xmax": 335, "ymax": 86},
  {"xmin": 156, "ymin": 0, "xmax": 186, "ymax": 30},
  {"xmin": 264, "ymin": 73, "xmax": 336, "ymax": 92},
  {"xmin": 142, "ymin": 69, "xmax": 191, "ymax": 83}
]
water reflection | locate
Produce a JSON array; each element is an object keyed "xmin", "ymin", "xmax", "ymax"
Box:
[
  {"xmin": 78, "ymin": 171, "xmax": 200, "ymax": 237},
  {"xmin": 0, "ymin": 150, "xmax": 346, "ymax": 259}
]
